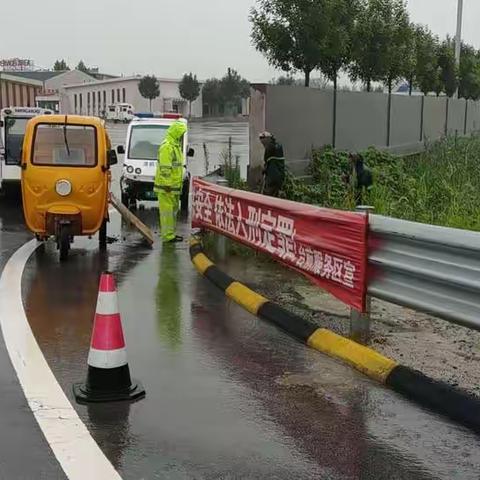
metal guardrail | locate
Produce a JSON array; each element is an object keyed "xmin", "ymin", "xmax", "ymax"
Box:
[{"xmin": 368, "ymin": 215, "xmax": 480, "ymax": 332}]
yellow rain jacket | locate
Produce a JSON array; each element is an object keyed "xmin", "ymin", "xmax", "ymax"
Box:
[{"xmin": 154, "ymin": 121, "xmax": 187, "ymax": 193}]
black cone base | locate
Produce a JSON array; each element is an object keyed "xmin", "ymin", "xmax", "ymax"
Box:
[{"xmin": 73, "ymin": 364, "xmax": 145, "ymax": 404}]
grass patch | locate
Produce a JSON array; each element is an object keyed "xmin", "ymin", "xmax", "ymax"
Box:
[{"xmin": 283, "ymin": 137, "xmax": 480, "ymax": 232}]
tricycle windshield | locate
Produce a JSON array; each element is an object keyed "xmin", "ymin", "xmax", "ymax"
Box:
[{"xmin": 32, "ymin": 124, "xmax": 97, "ymax": 167}]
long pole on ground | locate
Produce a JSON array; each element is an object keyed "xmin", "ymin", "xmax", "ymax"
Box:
[{"xmin": 454, "ymin": 0, "xmax": 464, "ymax": 98}]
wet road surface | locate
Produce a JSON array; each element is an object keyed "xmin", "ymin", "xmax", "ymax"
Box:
[
  {"xmin": 1, "ymin": 124, "xmax": 480, "ymax": 479},
  {"xmin": 109, "ymin": 120, "xmax": 249, "ymax": 180},
  {"xmin": 0, "ymin": 199, "xmax": 66, "ymax": 479}
]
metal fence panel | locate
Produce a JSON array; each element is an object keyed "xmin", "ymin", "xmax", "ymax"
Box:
[{"xmin": 368, "ymin": 215, "xmax": 480, "ymax": 331}]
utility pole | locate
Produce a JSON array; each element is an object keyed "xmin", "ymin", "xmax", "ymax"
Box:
[{"xmin": 454, "ymin": 0, "xmax": 464, "ymax": 98}]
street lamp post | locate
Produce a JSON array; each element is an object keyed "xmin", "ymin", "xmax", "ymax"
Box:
[{"xmin": 455, "ymin": 0, "xmax": 464, "ymax": 98}]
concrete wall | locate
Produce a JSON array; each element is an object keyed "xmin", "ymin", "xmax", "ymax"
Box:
[
  {"xmin": 447, "ymin": 98, "xmax": 467, "ymax": 135},
  {"xmin": 466, "ymin": 100, "xmax": 480, "ymax": 133},
  {"xmin": 249, "ymin": 84, "xmax": 480, "ymax": 179},
  {"xmin": 248, "ymin": 85, "xmax": 267, "ymax": 187},
  {"xmin": 423, "ymin": 96, "xmax": 447, "ymax": 140},
  {"xmin": 266, "ymin": 86, "xmax": 333, "ymax": 169},
  {"xmin": 390, "ymin": 95, "xmax": 422, "ymax": 146},
  {"xmin": 336, "ymin": 91, "xmax": 388, "ymax": 151}
]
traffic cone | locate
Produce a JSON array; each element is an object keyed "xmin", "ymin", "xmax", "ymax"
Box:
[{"xmin": 73, "ymin": 272, "xmax": 145, "ymax": 404}]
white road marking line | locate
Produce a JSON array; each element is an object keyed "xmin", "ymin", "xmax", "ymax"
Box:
[{"xmin": 0, "ymin": 240, "xmax": 122, "ymax": 480}]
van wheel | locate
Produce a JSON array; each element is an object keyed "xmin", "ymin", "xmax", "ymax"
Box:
[
  {"xmin": 99, "ymin": 219, "xmax": 107, "ymax": 250},
  {"xmin": 59, "ymin": 226, "xmax": 70, "ymax": 262}
]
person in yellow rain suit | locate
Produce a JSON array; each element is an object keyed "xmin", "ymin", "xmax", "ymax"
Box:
[{"xmin": 154, "ymin": 121, "xmax": 187, "ymax": 243}]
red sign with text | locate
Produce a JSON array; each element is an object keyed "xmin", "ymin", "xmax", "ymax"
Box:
[{"xmin": 192, "ymin": 179, "xmax": 369, "ymax": 312}]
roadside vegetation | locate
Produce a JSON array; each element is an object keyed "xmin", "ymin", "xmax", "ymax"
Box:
[
  {"xmin": 202, "ymin": 68, "xmax": 250, "ymax": 117},
  {"xmin": 283, "ymin": 136, "xmax": 480, "ymax": 232},
  {"xmin": 251, "ymin": 0, "xmax": 480, "ymax": 100}
]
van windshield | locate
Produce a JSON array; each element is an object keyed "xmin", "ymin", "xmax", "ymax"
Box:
[
  {"xmin": 128, "ymin": 124, "xmax": 179, "ymax": 161},
  {"xmin": 32, "ymin": 124, "xmax": 97, "ymax": 166},
  {"xmin": 4, "ymin": 117, "xmax": 28, "ymax": 165}
]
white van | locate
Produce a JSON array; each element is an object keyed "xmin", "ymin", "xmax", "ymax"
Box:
[
  {"xmin": 118, "ymin": 114, "xmax": 194, "ymax": 211},
  {"xmin": 0, "ymin": 106, "xmax": 53, "ymax": 194},
  {"xmin": 106, "ymin": 103, "xmax": 134, "ymax": 123}
]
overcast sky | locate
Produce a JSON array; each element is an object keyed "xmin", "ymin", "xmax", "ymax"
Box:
[{"xmin": 2, "ymin": 0, "xmax": 479, "ymax": 82}]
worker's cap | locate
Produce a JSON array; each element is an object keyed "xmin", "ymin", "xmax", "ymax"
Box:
[{"xmin": 259, "ymin": 131, "xmax": 273, "ymax": 139}]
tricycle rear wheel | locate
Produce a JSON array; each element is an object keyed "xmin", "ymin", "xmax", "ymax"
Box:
[
  {"xmin": 59, "ymin": 226, "xmax": 70, "ymax": 262},
  {"xmin": 99, "ymin": 219, "xmax": 107, "ymax": 250}
]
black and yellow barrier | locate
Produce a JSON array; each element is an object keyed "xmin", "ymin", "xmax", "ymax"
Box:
[{"xmin": 190, "ymin": 238, "xmax": 480, "ymax": 434}]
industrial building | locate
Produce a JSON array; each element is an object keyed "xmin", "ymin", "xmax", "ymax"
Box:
[
  {"xmin": 1, "ymin": 67, "xmax": 203, "ymax": 118},
  {"xmin": 0, "ymin": 70, "xmax": 96, "ymax": 111},
  {"xmin": 0, "ymin": 72, "xmax": 42, "ymax": 109},
  {"xmin": 62, "ymin": 76, "xmax": 203, "ymax": 117}
]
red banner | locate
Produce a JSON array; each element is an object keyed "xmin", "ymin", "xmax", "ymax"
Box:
[{"xmin": 192, "ymin": 178, "xmax": 369, "ymax": 312}]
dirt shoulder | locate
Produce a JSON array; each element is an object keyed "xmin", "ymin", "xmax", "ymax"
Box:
[{"xmin": 220, "ymin": 254, "xmax": 480, "ymax": 397}]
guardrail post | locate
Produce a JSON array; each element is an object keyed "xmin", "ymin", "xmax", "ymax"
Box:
[
  {"xmin": 350, "ymin": 205, "xmax": 374, "ymax": 344},
  {"xmin": 216, "ymin": 178, "xmax": 229, "ymax": 261}
]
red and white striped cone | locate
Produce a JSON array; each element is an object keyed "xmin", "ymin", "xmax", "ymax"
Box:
[{"xmin": 73, "ymin": 272, "xmax": 145, "ymax": 404}]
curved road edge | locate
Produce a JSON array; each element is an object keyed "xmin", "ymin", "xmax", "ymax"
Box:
[
  {"xmin": 0, "ymin": 239, "xmax": 122, "ymax": 480},
  {"xmin": 189, "ymin": 237, "xmax": 480, "ymax": 436}
]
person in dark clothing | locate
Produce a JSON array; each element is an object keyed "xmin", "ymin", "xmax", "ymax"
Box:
[
  {"xmin": 259, "ymin": 131, "xmax": 285, "ymax": 197},
  {"xmin": 348, "ymin": 153, "xmax": 373, "ymax": 205}
]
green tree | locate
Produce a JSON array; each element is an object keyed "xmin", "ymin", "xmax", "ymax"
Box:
[
  {"xmin": 404, "ymin": 24, "xmax": 419, "ymax": 95},
  {"xmin": 179, "ymin": 73, "xmax": 201, "ymax": 117},
  {"xmin": 220, "ymin": 68, "xmax": 250, "ymax": 115},
  {"xmin": 319, "ymin": 0, "xmax": 360, "ymax": 91},
  {"xmin": 273, "ymin": 75, "xmax": 296, "ymax": 85},
  {"xmin": 201, "ymin": 70, "xmax": 249, "ymax": 116},
  {"xmin": 53, "ymin": 59, "xmax": 70, "ymax": 71},
  {"xmin": 250, "ymin": 0, "xmax": 330, "ymax": 87},
  {"xmin": 411, "ymin": 25, "xmax": 440, "ymax": 95},
  {"xmin": 76, "ymin": 60, "xmax": 89, "ymax": 73},
  {"xmin": 459, "ymin": 43, "xmax": 480, "ymax": 100},
  {"xmin": 437, "ymin": 38, "xmax": 458, "ymax": 97},
  {"xmin": 202, "ymin": 78, "xmax": 222, "ymax": 116},
  {"xmin": 138, "ymin": 75, "xmax": 160, "ymax": 112},
  {"xmin": 382, "ymin": 0, "xmax": 412, "ymax": 94},
  {"xmin": 350, "ymin": 0, "xmax": 387, "ymax": 91},
  {"xmin": 350, "ymin": 0, "xmax": 412, "ymax": 93}
]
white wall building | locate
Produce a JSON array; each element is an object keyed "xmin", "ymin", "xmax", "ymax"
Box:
[
  {"xmin": 39, "ymin": 70, "xmax": 96, "ymax": 112},
  {"xmin": 62, "ymin": 76, "xmax": 203, "ymax": 118}
]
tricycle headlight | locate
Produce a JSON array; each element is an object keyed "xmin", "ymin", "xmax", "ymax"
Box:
[
  {"xmin": 126, "ymin": 165, "xmax": 134, "ymax": 174},
  {"xmin": 55, "ymin": 179, "xmax": 72, "ymax": 197}
]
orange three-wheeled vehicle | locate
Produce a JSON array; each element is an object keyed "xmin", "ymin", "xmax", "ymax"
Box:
[{"xmin": 21, "ymin": 115, "xmax": 118, "ymax": 261}]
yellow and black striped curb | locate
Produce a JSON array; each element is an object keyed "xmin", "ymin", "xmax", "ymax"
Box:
[{"xmin": 190, "ymin": 238, "xmax": 480, "ymax": 435}]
